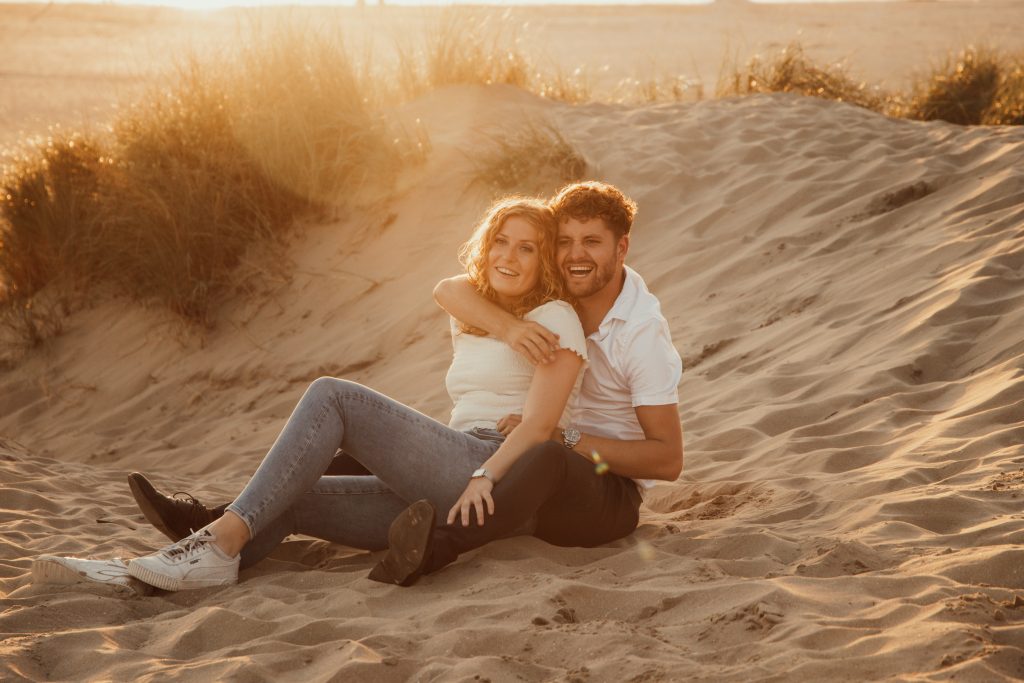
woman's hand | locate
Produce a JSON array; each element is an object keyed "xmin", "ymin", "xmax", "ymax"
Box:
[
  {"xmin": 496, "ymin": 413, "xmax": 522, "ymax": 436},
  {"xmin": 502, "ymin": 320, "xmax": 560, "ymax": 366},
  {"xmin": 447, "ymin": 477, "xmax": 495, "ymax": 527}
]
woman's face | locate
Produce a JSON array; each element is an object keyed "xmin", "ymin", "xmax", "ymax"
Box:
[{"xmin": 486, "ymin": 215, "xmax": 542, "ymax": 307}]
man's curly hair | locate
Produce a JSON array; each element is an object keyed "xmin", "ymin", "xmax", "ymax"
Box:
[{"xmin": 548, "ymin": 181, "xmax": 637, "ymax": 239}]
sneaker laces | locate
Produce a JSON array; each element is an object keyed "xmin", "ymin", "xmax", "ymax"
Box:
[{"xmin": 161, "ymin": 529, "xmax": 216, "ymax": 560}]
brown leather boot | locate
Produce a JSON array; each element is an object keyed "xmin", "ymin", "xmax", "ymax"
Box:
[
  {"xmin": 127, "ymin": 472, "xmax": 225, "ymax": 542},
  {"xmin": 368, "ymin": 499, "xmax": 436, "ymax": 586}
]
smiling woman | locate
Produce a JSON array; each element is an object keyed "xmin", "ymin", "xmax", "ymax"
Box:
[
  {"xmin": 457, "ymin": 198, "xmax": 566, "ymax": 325},
  {"xmin": 488, "ymin": 217, "xmax": 542, "ymax": 307}
]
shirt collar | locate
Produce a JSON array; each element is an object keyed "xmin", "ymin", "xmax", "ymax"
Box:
[{"xmin": 592, "ymin": 265, "xmax": 641, "ymax": 340}]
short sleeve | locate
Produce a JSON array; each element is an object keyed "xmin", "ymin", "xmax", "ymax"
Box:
[
  {"xmin": 622, "ymin": 317, "xmax": 682, "ymax": 406},
  {"xmin": 448, "ymin": 316, "xmax": 464, "ymax": 349},
  {"xmin": 526, "ymin": 301, "xmax": 588, "ymax": 362}
]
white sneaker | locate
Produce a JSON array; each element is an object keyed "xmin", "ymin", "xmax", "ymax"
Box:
[
  {"xmin": 32, "ymin": 555, "xmax": 151, "ymax": 595},
  {"xmin": 128, "ymin": 528, "xmax": 239, "ymax": 591}
]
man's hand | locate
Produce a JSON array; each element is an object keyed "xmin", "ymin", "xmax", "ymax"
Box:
[
  {"xmin": 501, "ymin": 319, "xmax": 560, "ymax": 366},
  {"xmin": 496, "ymin": 413, "xmax": 522, "ymax": 436},
  {"xmin": 447, "ymin": 477, "xmax": 495, "ymax": 527}
]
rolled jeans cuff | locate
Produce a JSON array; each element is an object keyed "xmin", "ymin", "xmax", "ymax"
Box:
[{"xmin": 223, "ymin": 503, "xmax": 258, "ymax": 540}]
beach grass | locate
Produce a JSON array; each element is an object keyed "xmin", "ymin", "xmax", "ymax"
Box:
[
  {"xmin": 468, "ymin": 119, "xmax": 587, "ymax": 196},
  {"xmin": 723, "ymin": 43, "xmax": 1024, "ymax": 125},
  {"xmin": 3, "ymin": 8, "xmax": 1024, "ymax": 352},
  {"xmin": 393, "ymin": 9, "xmax": 593, "ymax": 104},
  {"xmin": 907, "ymin": 47, "xmax": 1024, "ymax": 125},
  {"xmin": 907, "ymin": 47, "xmax": 1002, "ymax": 124},
  {"xmin": 0, "ymin": 24, "xmax": 408, "ymax": 339},
  {"xmin": 421, "ymin": 12, "xmax": 528, "ymax": 91},
  {"xmin": 719, "ymin": 43, "xmax": 882, "ymax": 110}
]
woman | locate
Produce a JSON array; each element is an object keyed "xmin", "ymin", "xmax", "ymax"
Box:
[{"xmin": 80, "ymin": 197, "xmax": 587, "ymax": 592}]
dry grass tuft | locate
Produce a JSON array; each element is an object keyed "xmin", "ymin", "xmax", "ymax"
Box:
[
  {"xmin": 1, "ymin": 25, "xmax": 410, "ymax": 334},
  {"xmin": 721, "ymin": 43, "xmax": 881, "ymax": 110},
  {"xmin": 627, "ymin": 74, "xmax": 703, "ymax": 103},
  {"xmin": 536, "ymin": 67, "xmax": 593, "ymax": 105},
  {"xmin": 393, "ymin": 10, "xmax": 594, "ymax": 105},
  {"xmin": 984, "ymin": 59, "xmax": 1024, "ymax": 125},
  {"xmin": 395, "ymin": 9, "xmax": 531, "ymax": 99},
  {"xmin": 0, "ymin": 135, "xmax": 106, "ymax": 300},
  {"xmin": 907, "ymin": 47, "xmax": 1002, "ymax": 124},
  {"xmin": 226, "ymin": 26, "xmax": 405, "ymax": 204},
  {"xmin": 904, "ymin": 47, "xmax": 1024, "ymax": 125},
  {"xmin": 0, "ymin": 292, "xmax": 67, "ymax": 359},
  {"xmin": 468, "ymin": 119, "xmax": 587, "ymax": 196},
  {"xmin": 721, "ymin": 43, "xmax": 1024, "ymax": 126}
]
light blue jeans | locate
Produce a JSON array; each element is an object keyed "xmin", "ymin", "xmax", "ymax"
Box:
[{"xmin": 225, "ymin": 377, "xmax": 503, "ymax": 568}]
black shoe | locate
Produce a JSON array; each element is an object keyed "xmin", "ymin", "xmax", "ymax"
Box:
[
  {"xmin": 127, "ymin": 472, "xmax": 220, "ymax": 543},
  {"xmin": 368, "ymin": 500, "xmax": 436, "ymax": 587}
]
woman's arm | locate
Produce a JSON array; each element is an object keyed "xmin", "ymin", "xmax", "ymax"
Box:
[{"xmin": 447, "ymin": 347, "xmax": 584, "ymax": 527}]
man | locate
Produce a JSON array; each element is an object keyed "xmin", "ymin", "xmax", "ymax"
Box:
[{"xmin": 129, "ymin": 181, "xmax": 683, "ymax": 582}]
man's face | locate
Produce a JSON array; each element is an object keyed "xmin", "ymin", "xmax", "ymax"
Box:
[{"xmin": 556, "ymin": 217, "xmax": 628, "ymax": 299}]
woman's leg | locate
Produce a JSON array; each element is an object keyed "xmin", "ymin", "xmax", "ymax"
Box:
[
  {"xmin": 240, "ymin": 475, "xmax": 408, "ymax": 569},
  {"xmin": 128, "ymin": 377, "xmax": 501, "ymax": 590},
  {"xmin": 222, "ymin": 377, "xmax": 498, "ymax": 549}
]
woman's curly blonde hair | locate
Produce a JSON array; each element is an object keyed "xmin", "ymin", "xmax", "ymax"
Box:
[{"xmin": 457, "ymin": 197, "xmax": 567, "ymax": 335}]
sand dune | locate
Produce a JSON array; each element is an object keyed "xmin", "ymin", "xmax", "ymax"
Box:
[
  {"xmin": 4, "ymin": 4, "xmax": 1024, "ymax": 682},
  {"xmin": 3, "ymin": 86, "xmax": 1024, "ymax": 680}
]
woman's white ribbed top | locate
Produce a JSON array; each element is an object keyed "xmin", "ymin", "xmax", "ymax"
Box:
[{"xmin": 445, "ymin": 300, "xmax": 588, "ymax": 432}]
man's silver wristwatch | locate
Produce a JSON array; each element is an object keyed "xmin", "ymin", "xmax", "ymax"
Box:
[
  {"xmin": 561, "ymin": 426, "xmax": 582, "ymax": 450},
  {"xmin": 471, "ymin": 467, "xmax": 494, "ymax": 483}
]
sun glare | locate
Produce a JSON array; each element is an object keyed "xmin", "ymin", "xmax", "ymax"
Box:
[
  {"xmin": 157, "ymin": 0, "xmax": 335, "ymax": 9},
  {"xmin": 53, "ymin": 0, "xmax": 720, "ymax": 10}
]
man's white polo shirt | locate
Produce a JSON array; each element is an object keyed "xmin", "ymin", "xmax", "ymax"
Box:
[{"xmin": 576, "ymin": 266, "xmax": 682, "ymax": 486}]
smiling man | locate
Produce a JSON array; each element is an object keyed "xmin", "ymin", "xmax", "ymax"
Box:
[{"xmin": 369, "ymin": 181, "xmax": 684, "ymax": 585}]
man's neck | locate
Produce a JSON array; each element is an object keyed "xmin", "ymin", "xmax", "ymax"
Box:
[{"xmin": 578, "ymin": 267, "xmax": 626, "ymax": 336}]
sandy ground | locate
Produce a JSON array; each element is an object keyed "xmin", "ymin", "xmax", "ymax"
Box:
[{"xmin": 3, "ymin": 2, "xmax": 1024, "ymax": 681}]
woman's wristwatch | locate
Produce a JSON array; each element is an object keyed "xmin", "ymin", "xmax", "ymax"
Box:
[
  {"xmin": 471, "ymin": 467, "xmax": 494, "ymax": 483},
  {"xmin": 561, "ymin": 427, "xmax": 582, "ymax": 450}
]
